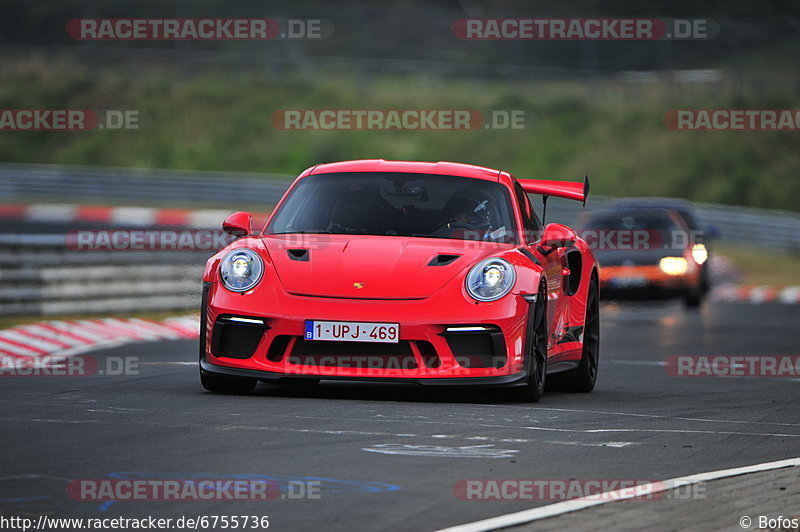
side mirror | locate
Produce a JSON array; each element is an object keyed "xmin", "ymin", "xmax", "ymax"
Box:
[
  {"xmin": 539, "ymin": 223, "xmax": 576, "ymax": 254},
  {"xmin": 222, "ymin": 211, "xmax": 254, "ymax": 237}
]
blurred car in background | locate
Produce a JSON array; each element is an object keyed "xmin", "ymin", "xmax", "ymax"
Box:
[
  {"xmin": 578, "ymin": 202, "xmax": 711, "ymax": 307},
  {"xmin": 604, "ymin": 198, "xmax": 717, "ymax": 296}
]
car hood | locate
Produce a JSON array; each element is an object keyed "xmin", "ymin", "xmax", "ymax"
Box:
[{"xmin": 261, "ymin": 234, "xmax": 508, "ymax": 299}]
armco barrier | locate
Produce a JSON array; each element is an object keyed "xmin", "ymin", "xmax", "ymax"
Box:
[
  {"xmin": 0, "ymin": 233, "xmax": 206, "ymax": 316},
  {"xmin": 0, "ymin": 163, "xmax": 291, "ymax": 208},
  {"xmin": 2, "ymin": 163, "xmax": 798, "ymax": 250}
]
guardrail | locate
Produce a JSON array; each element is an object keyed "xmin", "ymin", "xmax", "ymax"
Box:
[
  {"xmin": 2, "ymin": 163, "xmax": 799, "ymax": 252},
  {"xmin": 0, "ymin": 163, "xmax": 291, "ymax": 208},
  {"xmin": 0, "ymin": 234, "xmax": 206, "ymax": 316}
]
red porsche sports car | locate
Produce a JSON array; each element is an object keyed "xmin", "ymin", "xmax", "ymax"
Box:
[{"xmin": 199, "ymin": 160, "xmax": 599, "ymax": 401}]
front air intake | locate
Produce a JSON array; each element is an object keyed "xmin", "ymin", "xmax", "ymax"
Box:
[
  {"xmin": 210, "ymin": 316, "xmax": 269, "ymax": 359},
  {"xmin": 287, "ymin": 248, "xmax": 310, "ymax": 261},
  {"xmin": 428, "ymin": 254, "xmax": 461, "ymax": 266},
  {"xmin": 441, "ymin": 325, "xmax": 506, "ymax": 368}
]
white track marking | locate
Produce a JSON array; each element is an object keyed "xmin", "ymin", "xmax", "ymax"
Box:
[
  {"xmin": 0, "ymin": 316, "xmax": 197, "ymax": 365},
  {"xmin": 25, "ymin": 203, "xmax": 76, "ymax": 222},
  {"xmin": 0, "ymin": 330, "xmax": 62, "ymax": 352},
  {"xmin": 27, "ymin": 418, "xmax": 102, "ymax": 424},
  {"xmin": 750, "ymin": 286, "xmax": 770, "ymax": 303},
  {"xmin": 162, "ymin": 315, "xmax": 200, "ymax": 336},
  {"xmin": 70, "ymin": 320, "xmax": 121, "ymax": 339},
  {"xmin": 0, "ymin": 410, "xmax": 795, "ymax": 449},
  {"xmin": 128, "ymin": 318, "xmax": 183, "ymax": 336},
  {"xmin": 521, "ymin": 406, "xmax": 800, "ymax": 428},
  {"xmin": 779, "ymin": 286, "xmax": 800, "ymax": 303},
  {"xmin": 189, "ymin": 209, "xmax": 230, "ymax": 228},
  {"xmin": 95, "ymin": 318, "xmax": 158, "ymax": 339},
  {"xmin": 102, "ymin": 318, "xmax": 174, "ymax": 340},
  {"xmin": 542, "ymin": 440, "xmax": 636, "ymax": 448},
  {"xmin": 363, "ymin": 444, "xmax": 518, "ymax": 458},
  {"xmin": 436, "ymin": 456, "xmax": 800, "ymax": 532},
  {"xmin": 0, "ymin": 338, "xmax": 41, "ymax": 356},
  {"xmin": 15, "ymin": 325, "xmax": 91, "ymax": 347},
  {"xmin": 258, "ymin": 412, "xmax": 800, "ymax": 436},
  {"xmin": 519, "ymin": 425, "xmax": 800, "ymax": 438},
  {"xmin": 46, "ymin": 321, "xmax": 110, "ymax": 342},
  {"xmin": 110, "ymin": 207, "xmax": 156, "ymax": 226}
]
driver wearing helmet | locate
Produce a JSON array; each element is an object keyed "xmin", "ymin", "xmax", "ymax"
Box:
[{"xmin": 435, "ymin": 192, "xmax": 491, "ymax": 239}]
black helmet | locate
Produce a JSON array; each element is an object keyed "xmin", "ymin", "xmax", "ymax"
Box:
[{"xmin": 444, "ymin": 191, "xmax": 490, "ymax": 226}]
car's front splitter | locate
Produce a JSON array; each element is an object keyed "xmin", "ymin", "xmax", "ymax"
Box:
[{"xmin": 200, "ymin": 359, "xmax": 529, "ymax": 388}]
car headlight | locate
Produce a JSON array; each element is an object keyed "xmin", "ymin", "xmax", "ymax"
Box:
[
  {"xmin": 466, "ymin": 258, "xmax": 516, "ymax": 302},
  {"xmin": 220, "ymin": 248, "xmax": 263, "ymax": 292},
  {"xmin": 659, "ymin": 256, "xmax": 688, "ymax": 276},
  {"xmin": 691, "ymin": 244, "xmax": 708, "ymax": 265}
]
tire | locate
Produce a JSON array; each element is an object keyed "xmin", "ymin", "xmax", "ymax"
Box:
[
  {"xmin": 550, "ymin": 274, "xmax": 599, "ymax": 393},
  {"xmin": 699, "ymin": 263, "xmax": 711, "ymax": 295},
  {"xmin": 513, "ymin": 281, "xmax": 548, "ymax": 403},
  {"xmin": 200, "ymin": 371, "xmax": 257, "ymax": 394},
  {"xmin": 684, "ymin": 289, "xmax": 703, "ymax": 308}
]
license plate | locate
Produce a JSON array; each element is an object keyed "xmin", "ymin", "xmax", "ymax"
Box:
[
  {"xmin": 305, "ymin": 321, "xmax": 399, "ymax": 343},
  {"xmin": 610, "ymin": 276, "xmax": 647, "ymax": 288}
]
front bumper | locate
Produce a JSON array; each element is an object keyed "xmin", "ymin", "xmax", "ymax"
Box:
[
  {"xmin": 201, "ymin": 281, "xmax": 533, "ymax": 381},
  {"xmin": 600, "ymin": 265, "xmax": 700, "ymax": 298}
]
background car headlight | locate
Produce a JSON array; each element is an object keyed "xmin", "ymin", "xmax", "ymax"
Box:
[
  {"xmin": 659, "ymin": 256, "xmax": 688, "ymax": 276},
  {"xmin": 691, "ymin": 243, "xmax": 708, "ymax": 264},
  {"xmin": 220, "ymin": 248, "xmax": 263, "ymax": 292},
  {"xmin": 466, "ymin": 258, "xmax": 516, "ymax": 301}
]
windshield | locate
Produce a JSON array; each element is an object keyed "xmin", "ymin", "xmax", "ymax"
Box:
[
  {"xmin": 266, "ymin": 172, "xmax": 517, "ymax": 243},
  {"xmin": 580, "ymin": 209, "xmax": 685, "ymax": 255},
  {"xmin": 584, "ymin": 211, "xmax": 681, "ymax": 234}
]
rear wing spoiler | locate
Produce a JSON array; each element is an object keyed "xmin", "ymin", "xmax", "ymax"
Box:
[{"xmin": 518, "ymin": 175, "xmax": 590, "ymax": 206}]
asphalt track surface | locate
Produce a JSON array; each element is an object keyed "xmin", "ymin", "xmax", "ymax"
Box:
[{"xmin": 1, "ymin": 301, "xmax": 799, "ymax": 531}]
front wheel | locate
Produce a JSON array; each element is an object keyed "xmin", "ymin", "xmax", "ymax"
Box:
[
  {"xmin": 200, "ymin": 371, "xmax": 257, "ymax": 394},
  {"xmin": 513, "ymin": 281, "xmax": 548, "ymax": 402},
  {"xmin": 550, "ymin": 274, "xmax": 599, "ymax": 393}
]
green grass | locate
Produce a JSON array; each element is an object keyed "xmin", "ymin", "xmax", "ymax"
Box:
[
  {"xmin": 716, "ymin": 244, "xmax": 800, "ymax": 286},
  {"xmin": 1, "ymin": 52, "xmax": 799, "ymax": 211}
]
